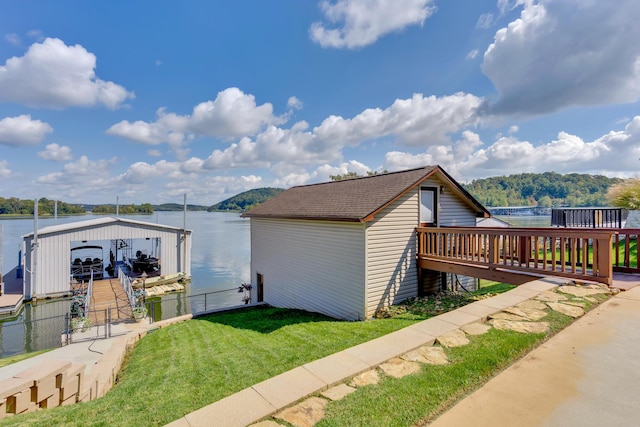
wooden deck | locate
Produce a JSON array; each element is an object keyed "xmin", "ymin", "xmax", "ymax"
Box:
[
  {"xmin": 417, "ymin": 227, "xmax": 639, "ymax": 286},
  {"xmin": 88, "ymin": 277, "xmax": 132, "ymax": 323}
]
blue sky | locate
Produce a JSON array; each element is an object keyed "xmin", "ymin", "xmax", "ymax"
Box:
[{"xmin": 0, "ymin": 0, "xmax": 639, "ymax": 206}]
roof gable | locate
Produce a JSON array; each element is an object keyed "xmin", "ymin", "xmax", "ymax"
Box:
[
  {"xmin": 23, "ymin": 216, "xmax": 189, "ymax": 238},
  {"xmin": 242, "ymin": 165, "xmax": 489, "ymax": 222}
]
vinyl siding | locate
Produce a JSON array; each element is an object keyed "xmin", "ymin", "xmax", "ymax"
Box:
[
  {"xmin": 250, "ymin": 218, "xmax": 366, "ymax": 320},
  {"xmin": 365, "ymin": 190, "xmax": 419, "ymax": 317},
  {"xmin": 424, "ymin": 177, "xmax": 478, "ymax": 226},
  {"xmin": 23, "ymin": 223, "xmax": 191, "ymax": 299}
]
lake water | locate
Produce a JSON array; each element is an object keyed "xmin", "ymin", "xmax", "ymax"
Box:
[
  {"xmin": 1, "ymin": 211, "xmax": 251, "ymax": 302},
  {"xmin": 0, "ymin": 212, "xmax": 252, "ymax": 357}
]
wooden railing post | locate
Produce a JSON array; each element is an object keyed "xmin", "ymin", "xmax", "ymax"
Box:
[{"xmin": 594, "ymin": 234, "xmax": 613, "ymax": 284}]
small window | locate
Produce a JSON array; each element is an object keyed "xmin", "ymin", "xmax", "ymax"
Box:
[{"xmin": 420, "ymin": 188, "xmax": 437, "ymax": 226}]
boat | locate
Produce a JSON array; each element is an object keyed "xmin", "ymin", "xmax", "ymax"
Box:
[
  {"xmin": 128, "ymin": 250, "xmax": 160, "ymax": 274},
  {"xmin": 70, "ymin": 245, "xmax": 104, "ymax": 282},
  {"xmin": 131, "ymin": 272, "xmax": 187, "ymax": 289}
]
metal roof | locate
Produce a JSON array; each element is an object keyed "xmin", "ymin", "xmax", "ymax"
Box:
[{"xmin": 22, "ymin": 216, "xmax": 189, "ymax": 238}]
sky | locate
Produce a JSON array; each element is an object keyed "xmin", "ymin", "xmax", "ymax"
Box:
[{"xmin": 0, "ymin": 0, "xmax": 639, "ymax": 206}]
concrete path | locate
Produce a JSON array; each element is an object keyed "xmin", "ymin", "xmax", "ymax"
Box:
[{"xmin": 429, "ymin": 276, "xmax": 640, "ymax": 427}]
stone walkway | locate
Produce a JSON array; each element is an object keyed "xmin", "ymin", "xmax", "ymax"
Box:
[
  {"xmin": 167, "ymin": 276, "xmax": 618, "ymax": 427},
  {"xmin": 430, "ymin": 277, "xmax": 640, "ymax": 427}
]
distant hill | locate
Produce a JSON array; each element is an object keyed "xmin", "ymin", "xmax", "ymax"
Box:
[
  {"xmin": 462, "ymin": 172, "xmax": 622, "ymax": 207},
  {"xmin": 153, "ymin": 203, "xmax": 209, "ymax": 211},
  {"xmin": 208, "ymin": 187, "xmax": 285, "ymax": 212}
]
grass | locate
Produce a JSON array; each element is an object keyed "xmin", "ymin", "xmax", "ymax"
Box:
[
  {"xmin": 0, "ymin": 282, "xmax": 560, "ymax": 427},
  {"xmin": 1, "ymin": 306, "xmax": 423, "ymax": 426},
  {"xmin": 537, "ymin": 237, "xmax": 638, "ymax": 269},
  {"xmin": 316, "ymin": 295, "xmax": 607, "ymax": 427},
  {"xmin": 0, "ymin": 349, "xmax": 51, "ymax": 368}
]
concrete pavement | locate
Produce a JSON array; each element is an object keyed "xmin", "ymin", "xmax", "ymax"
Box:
[{"xmin": 429, "ymin": 277, "xmax": 640, "ymax": 427}]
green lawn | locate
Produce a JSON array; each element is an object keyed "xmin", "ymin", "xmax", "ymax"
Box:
[
  {"xmin": 1, "ymin": 306, "xmax": 424, "ymax": 426},
  {"xmin": 0, "ymin": 283, "xmax": 570, "ymax": 427},
  {"xmin": 0, "ymin": 350, "xmax": 51, "ymax": 369},
  {"xmin": 317, "ymin": 293, "xmax": 607, "ymax": 427},
  {"xmin": 536, "ymin": 236, "xmax": 638, "ymax": 269}
]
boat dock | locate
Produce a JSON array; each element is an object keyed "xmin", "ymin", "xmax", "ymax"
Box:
[
  {"xmin": 84, "ymin": 278, "xmax": 132, "ymax": 323},
  {"xmin": 0, "ymin": 268, "xmax": 24, "ymax": 316}
]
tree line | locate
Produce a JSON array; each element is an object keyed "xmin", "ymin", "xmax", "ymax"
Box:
[
  {"xmin": 462, "ymin": 172, "xmax": 623, "ymax": 207},
  {"xmin": 0, "ymin": 197, "xmax": 86, "ymax": 215},
  {"xmin": 91, "ymin": 203, "xmax": 154, "ymax": 214}
]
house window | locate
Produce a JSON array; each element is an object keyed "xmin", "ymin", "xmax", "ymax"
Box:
[
  {"xmin": 420, "ymin": 188, "xmax": 437, "ymax": 226},
  {"xmin": 257, "ymin": 273, "xmax": 264, "ymax": 303}
]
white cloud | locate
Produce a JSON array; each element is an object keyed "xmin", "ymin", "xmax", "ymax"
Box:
[
  {"xmin": 287, "ymin": 96, "xmax": 303, "ymax": 110},
  {"xmin": 35, "ymin": 156, "xmax": 119, "ymax": 203},
  {"xmin": 314, "ymin": 92, "xmax": 482, "ymax": 147},
  {"xmin": 37, "ymin": 143, "xmax": 73, "ymax": 162},
  {"xmin": 0, "ymin": 38, "xmax": 134, "ymax": 109},
  {"xmin": 148, "ymin": 149, "xmax": 162, "ymax": 157},
  {"xmin": 382, "ymin": 116, "xmax": 640, "ymax": 181},
  {"xmin": 483, "ymin": 0, "xmax": 640, "ymax": 115},
  {"xmin": 466, "ymin": 49, "xmax": 479, "ymax": 60},
  {"xmin": 0, "ymin": 115, "xmax": 53, "ymax": 147},
  {"xmin": 0, "ymin": 160, "xmax": 10, "ymax": 178},
  {"xmin": 189, "ymin": 88, "xmax": 276, "ymax": 138},
  {"xmin": 310, "ymin": 0, "xmax": 436, "ymax": 49},
  {"xmin": 5, "ymin": 33, "xmax": 20, "ymax": 46},
  {"xmin": 107, "ymin": 88, "xmax": 277, "ymax": 147}
]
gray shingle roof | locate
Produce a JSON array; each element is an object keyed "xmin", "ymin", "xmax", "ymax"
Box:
[{"xmin": 242, "ymin": 165, "xmax": 488, "ymax": 222}]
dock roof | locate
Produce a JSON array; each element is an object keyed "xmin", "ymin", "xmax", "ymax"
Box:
[{"xmin": 22, "ymin": 216, "xmax": 189, "ymax": 238}]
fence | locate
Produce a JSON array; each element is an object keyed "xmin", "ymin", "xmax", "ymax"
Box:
[
  {"xmin": 0, "ymin": 313, "xmax": 68, "ymax": 358},
  {"xmin": 143, "ymin": 284, "xmax": 252, "ymax": 322}
]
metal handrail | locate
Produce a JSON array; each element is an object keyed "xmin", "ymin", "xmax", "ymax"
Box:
[
  {"xmin": 84, "ymin": 272, "xmax": 94, "ymax": 317},
  {"xmin": 118, "ymin": 267, "xmax": 137, "ymax": 309}
]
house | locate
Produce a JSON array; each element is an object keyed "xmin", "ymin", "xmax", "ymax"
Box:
[{"xmin": 241, "ymin": 166, "xmax": 490, "ymax": 320}]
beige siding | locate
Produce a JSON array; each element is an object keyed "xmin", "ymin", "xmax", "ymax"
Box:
[
  {"xmin": 365, "ymin": 190, "xmax": 419, "ymax": 317},
  {"xmin": 250, "ymin": 218, "xmax": 366, "ymax": 320},
  {"xmin": 419, "ymin": 177, "xmax": 478, "ymax": 227}
]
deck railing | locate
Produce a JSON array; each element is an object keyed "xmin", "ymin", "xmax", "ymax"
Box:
[
  {"xmin": 417, "ymin": 227, "xmax": 618, "ymax": 285},
  {"xmin": 551, "ymin": 208, "xmax": 623, "ymax": 228},
  {"xmin": 612, "ymin": 229, "xmax": 639, "ymax": 273},
  {"xmin": 118, "ymin": 267, "xmax": 137, "ymax": 310}
]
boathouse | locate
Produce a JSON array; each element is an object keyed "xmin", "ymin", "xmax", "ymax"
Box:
[
  {"xmin": 21, "ymin": 217, "xmax": 192, "ymax": 300},
  {"xmin": 242, "ymin": 166, "xmax": 490, "ymax": 320}
]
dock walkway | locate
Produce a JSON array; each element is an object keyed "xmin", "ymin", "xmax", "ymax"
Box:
[
  {"xmin": 0, "ymin": 268, "xmax": 24, "ymax": 316},
  {"xmin": 88, "ymin": 278, "xmax": 132, "ymax": 322}
]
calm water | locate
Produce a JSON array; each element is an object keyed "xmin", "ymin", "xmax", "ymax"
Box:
[
  {"xmin": 0, "ymin": 212, "xmax": 251, "ymax": 357},
  {"xmin": 1, "ymin": 211, "xmax": 250, "ymax": 301}
]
